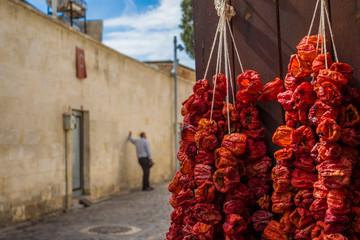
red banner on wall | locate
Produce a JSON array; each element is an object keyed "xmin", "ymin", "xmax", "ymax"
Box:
[{"xmin": 76, "ymin": 47, "xmax": 87, "ymax": 79}]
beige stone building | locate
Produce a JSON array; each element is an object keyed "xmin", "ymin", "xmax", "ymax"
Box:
[{"xmin": 0, "ymin": 0, "xmax": 195, "ymax": 226}]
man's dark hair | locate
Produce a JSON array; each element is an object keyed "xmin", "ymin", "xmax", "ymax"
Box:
[{"xmin": 140, "ymin": 132, "xmax": 146, "ymax": 138}]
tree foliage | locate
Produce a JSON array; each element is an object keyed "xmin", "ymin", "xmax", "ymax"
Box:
[{"xmin": 180, "ymin": 0, "xmax": 195, "ymax": 59}]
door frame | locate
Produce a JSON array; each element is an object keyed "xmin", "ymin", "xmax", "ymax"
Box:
[{"xmin": 72, "ymin": 110, "xmax": 84, "ymax": 198}]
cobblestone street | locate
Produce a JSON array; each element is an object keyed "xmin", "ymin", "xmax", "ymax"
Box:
[{"xmin": 0, "ymin": 181, "xmax": 172, "ymax": 240}]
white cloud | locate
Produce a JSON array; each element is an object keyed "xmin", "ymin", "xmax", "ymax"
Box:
[
  {"xmin": 103, "ymin": 0, "xmax": 195, "ymax": 69},
  {"xmin": 123, "ymin": 0, "xmax": 137, "ymax": 15}
]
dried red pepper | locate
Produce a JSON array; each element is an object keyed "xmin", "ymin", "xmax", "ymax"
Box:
[
  {"xmin": 308, "ymin": 101, "xmax": 338, "ymax": 126},
  {"xmin": 297, "ymin": 35, "xmax": 323, "ymax": 62},
  {"xmin": 288, "ymin": 54, "xmax": 313, "ymax": 78},
  {"xmin": 248, "ymin": 177, "xmax": 270, "ymax": 198},
  {"xmin": 193, "ymin": 79, "xmax": 212, "ymax": 96},
  {"xmin": 176, "ymin": 188, "xmax": 197, "ymax": 207},
  {"xmin": 290, "ymin": 125, "xmax": 316, "ymax": 153},
  {"xmin": 290, "ymin": 207, "xmax": 315, "ymax": 229},
  {"xmin": 327, "ymin": 189, "xmax": 351, "ymax": 215},
  {"xmin": 251, "ymin": 210, "xmax": 273, "ymax": 232},
  {"xmin": 258, "ymin": 78, "xmax": 284, "ymax": 102},
  {"xmin": 313, "ymin": 180, "xmax": 330, "ymax": 199},
  {"xmin": 291, "ymin": 168, "xmax": 317, "ymax": 189},
  {"xmin": 294, "ymin": 152, "xmax": 316, "ymax": 173},
  {"xmin": 241, "ymin": 126, "xmax": 267, "ymax": 140},
  {"xmin": 246, "ymin": 156, "xmax": 272, "ymax": 178},
  {"xmin": 271, "ymin": 191, "xmax": 294, "ymax": 213},
  {"xmin": 221, "ymin": 133, "xmax": 247, "ymax": 156},
  {"xmin": 317, "ymin": 142, "xmax": 342, "ymax": 161},
  {"xmin": 166, "ymin": 222, "xmax": 183, "ymax": 240},
  {"xmin": 236, "ymin": 91, "xmax": 257, "ymax": 109},
  {"xmin": 263, "ymin": 220, "xmax": 291, "ymax": 240},
  {"xmin": 203, "ymin": 90, "xmax": 224, "ymax": 110},
  {"xmin": 213, "ymin": 73, "xmax": 228, "ymax": 98},
  {"xmin": 317, "ymin": 81, "xmax": 342, "ymax": 106},
  {"xmin": 194, "ymin": 164, "xmax": 214, "ymax": 187},
  {"xmin": 236, "ymin": 70, "xmax": 262, "ymax": 95},
  {"xmin": 317, "ymin": 158, "xmax": 352, "ymax": 189},
  {"xmin": 280, "ymin": 211, "xmax": 296, "ymax": 234},
  {"xmin": 247, "ymin": 138, "xmax": 267, "ymax": 161},
  {"xmin": 193, "ymin": 202, "xmax": 222, "ymax": 225},
  {"xmin": 324, "ymin": 209, "xmax": 349, "ymax": 234},
  {"xmin": 240, "ymin": 106, "xmax": 261, "ymax": 130},
  {"xmin": 272, "ymin": 125, "xmax": 294, "ymax": 148},
  {"xmin": 341, "ymin": 127, "xmax": 360, "ymax": 147},
  {"xmin": 342, "ymin": 104, "xmax": 360, "ymax": 127},
  {"xmin": 214, "ymin": 147, "xmax": 237, "ymax": 169},
  {"xmin": 195, "ymin": 130, "xmax": 218, "ymax": 151},
  {"xmin": 195, "ymin": 181, "xmax": 216, "ymax": 203},
  {"xmin": 295, "ymin": 189, "xmax": 315, "ymax": 209},
  {"xmin": 292, "ymin": 82, "xmax": 316, "ymax": 110},
  {"xmin": 278, "ymin": 90, "xmax": 295, "ymax": 111},
  {"xmin": 285, "ymin": 110, "xmax": 299, "ymax": 128},
  {"xmin": 284, "ymin": 73, "xmax": 306, "ymax": 92},
  {"xmin": 271, "ymin": 165, "xmax": 292, "ymax": 192},
  {"xmin": 312, "ymin": 53, "xmax": 333, "ymax": 75},
  {"xmin": 294, "ymin": 223, "xmax": 316, "ymax": 240},
  {"xmin": 330, "ymin": 62, "xmax": 354, "ymax": 80},
  {"xmin": 316, "ymin": 118, "xmax": 341, "ymax": 143},
  {"xmin": 223, "ymin": 214, "xmax": 248, "ymax": 235},
  {"xmin": 192, "ymin": 222, "xmax": 214, "ymax": 240},
  {"xmin": 274, "ymin": 147, "xmax": 294, "ymax": 167},
  {"xmin": 316, "ymin": 69, "xmax": 348, "ymax": 90},
  {"xmin": 195, "ymin": 150, "xmax": 215, "ymax": 165},
  {"xmin": 257, "ymin": 194, "xmax": 271, "ymax": 210},
  {"xmin": 342, "ymin": 85, "xmax": 360, "ymax": 107},
  {"xmin": 222, "ymin": 102, "xmax": 240, "ymax": 123},
  {"xmin": 213, "ymin": 167, "xmax": 240, "ymax": 193},
  {"xmin": 225, "ymin": 183, "xmax": 250, "ymax": 204},
  {"xmin": 310, "ymin": 198, "xmax": 328, "ymax": 220}
]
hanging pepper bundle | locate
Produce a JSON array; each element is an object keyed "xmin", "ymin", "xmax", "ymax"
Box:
[
  {"xmin": 166, "ymin": 67, "xmax": 283, "ymax": 239},
  {"xmin": 263, "ymin": 27, "xmax": 360, "ymax": 239}
]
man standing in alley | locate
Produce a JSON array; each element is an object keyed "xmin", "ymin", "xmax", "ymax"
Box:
[{"xmin": 128, "ymin": 131, "xmax": 154, "ymax": 191}]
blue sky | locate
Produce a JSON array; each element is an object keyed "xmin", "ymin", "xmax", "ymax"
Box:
[{"xmin": 25, "ymin": 0, "xmax": 195, "ymax": 69}]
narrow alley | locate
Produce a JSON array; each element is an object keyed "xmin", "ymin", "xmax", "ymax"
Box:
[{"xmin": 0, "ymin": 182, "xmax": 172, "ymax": 240}]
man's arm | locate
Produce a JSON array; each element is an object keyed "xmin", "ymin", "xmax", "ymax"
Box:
[{"xmin": 128, "ymin": 131, "xmax": 136, "ymax": 144}]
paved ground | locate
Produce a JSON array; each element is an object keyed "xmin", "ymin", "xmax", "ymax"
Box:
[{"xmin": 0, "ymin": 182, "xmax": 172, "ymax": 240}]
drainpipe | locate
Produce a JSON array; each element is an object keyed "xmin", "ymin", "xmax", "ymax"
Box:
[{"xmin": 173, "ymin": 36, "xmax": 184, "ymax": 172}]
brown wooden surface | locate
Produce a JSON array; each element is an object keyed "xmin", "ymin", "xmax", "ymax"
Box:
[{"xmin": 329, "ymin": 0, "xmax": 360, "ymax": 90}]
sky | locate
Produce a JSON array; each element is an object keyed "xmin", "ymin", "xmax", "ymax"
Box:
[{"xmin": 25, "ymin": 0, "xmax": 195, "ymax": 69}]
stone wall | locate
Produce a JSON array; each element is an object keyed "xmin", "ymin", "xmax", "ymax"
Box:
[{"xmin": 0, "ymin": 0, "xmax": 194, "ymax": 226}]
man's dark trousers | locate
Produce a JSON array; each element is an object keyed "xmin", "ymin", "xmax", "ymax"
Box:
[{"xmin": 138, "ymin": 157, "xmax": 150, "ymax": 190}]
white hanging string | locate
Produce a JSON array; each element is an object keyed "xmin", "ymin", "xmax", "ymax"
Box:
[
  {"xmin": 306, "ymin": 0, "xmax": 320, "ymax": 43},
  {"xmin": 203, "ymin": 17, "xmax": 222, "ymax": 80},
  {"xmin": 208, "ymin": 0, "xmax": 238, "ymax": 123},
  {"xmin": 320, "ymin": 0, "xmax": 328, "ymax": 69},
  {"xmin": 324, "ymin": 3, "xmax": 339, "ymax": 63},
  {"xmin": 210, "ymin": 12, "xmax": 225, "ymax": 121},
  {"xmin": 316, "ymin": 17, "xmax": 321, "ymax": 55},
  {"xmin": 223, "ymin": 16, "xmax": 231, "ymax": 134},
  {"xmin": 309, "ymin": 0, "xmax": 339, "ymax": 65},
  {"xmin": 226, "ymin": 20, "xmax": 244, "ymax": 73},
  {"xmin": 226, "ymin": 47, "xmax": 236, "ymax": 106}
]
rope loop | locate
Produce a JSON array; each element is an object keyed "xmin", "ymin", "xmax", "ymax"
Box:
[{"xmin": 214, "ymin": 0, "xmax": 236, "ymax": 21}]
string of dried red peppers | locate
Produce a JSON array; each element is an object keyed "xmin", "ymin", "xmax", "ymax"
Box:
[
  {"xmin": 263, "ymin": 35, "xmax": 360, "ymax": 240},
  {"xmin": 166, "ymin": 71, "xmax": 283, "ymax": 239}
]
